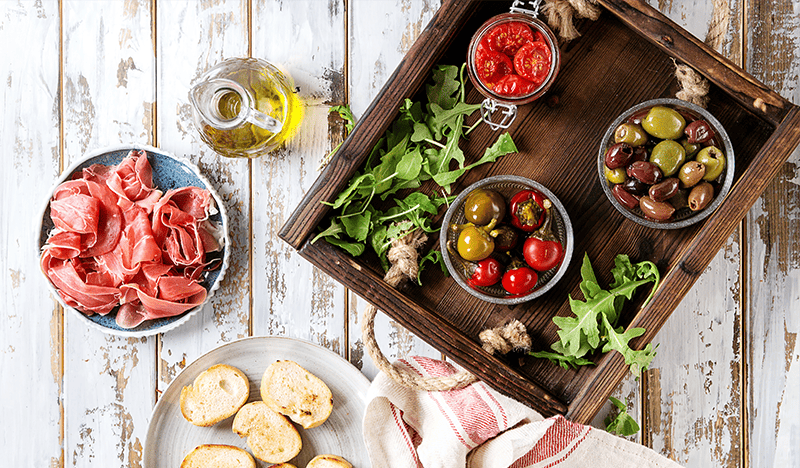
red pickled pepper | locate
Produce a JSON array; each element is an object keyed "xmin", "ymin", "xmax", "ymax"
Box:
[{"xmin": 523, "ymin": 199, "xmax": 564, "ymax": 272}]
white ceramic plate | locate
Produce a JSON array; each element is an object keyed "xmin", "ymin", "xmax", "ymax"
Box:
[{"xmin": 144, "ymin": 336, "xmax": 372, "ymax": 468}]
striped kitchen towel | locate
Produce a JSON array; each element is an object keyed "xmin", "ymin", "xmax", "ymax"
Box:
[{"xmin": 363, "ymin": 356, "xmax": 682, "ymax": 468}]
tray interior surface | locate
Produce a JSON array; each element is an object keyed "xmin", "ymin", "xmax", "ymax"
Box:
[{"xmin": 289, "ymin": 0, "xmax": 785, "ymax": 416}]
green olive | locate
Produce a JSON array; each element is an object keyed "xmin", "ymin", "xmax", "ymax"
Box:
[
  {"xmin": 642, "ymin": 106, "xmax": 686, "ymax": 140},
  {"xmin": 605, "ymin": 165, "xmax": 627, "ymax": 184},
  {"xmin": 456, "ymin": 224, "xmax": 495, "ymax": 262},
  {"xmin": 463, "ymin": 189, "xmax": 506, "ymax": 226},
  {"xmin": 614, "ymin": 123, "xmax": 649, "ymax": 147},
  {"xmin": 649, "ymin": 140, "xmax": 686, "ymax": 177},
  {"xmin": 680, "ymin": 137, "xmax": 702, "ymax": 158},
  {"xmin": 696, "ymin": 146, "xmax": 726, "ymax": 181}
]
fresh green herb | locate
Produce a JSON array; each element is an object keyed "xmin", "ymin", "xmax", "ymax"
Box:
[
  {"xmin": 313, "ymin": 63, "xmax": 518, "ymax": 280},
  {"xmin": 320, "ymin": 105, "xmax": 357, "ymax": 169},
  {"xmin": 531, "ymin": 253, "xmax": 660, "ymax": 376},
  {"xmin": 604, "ymin": 396, "xmax": 640, "ymax": 436}
]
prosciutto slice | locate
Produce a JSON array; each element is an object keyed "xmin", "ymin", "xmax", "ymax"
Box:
[{"xmin": 40, "ymin": 150, "xmax": 222, "ymax": 329}]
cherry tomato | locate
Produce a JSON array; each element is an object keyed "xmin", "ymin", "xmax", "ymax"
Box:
[
  {"xmin": 502, "ymin": 262, "xmax": 538, "ymax": 296},
  {"xmin": 469, "ymin": 257, "xmax": 503, "ymax": 287},
  {"xmin": 509, "ymin": 189, "xmax": 546, "ymax": 232},
  {"xmin": 523, "ymin": 236, "xmax": 563, "ymax": 272},
  {"xmin": 493, "ymin": 74, "xmax": 535, "ymax": 97},
  {"xmin": 513, "ymin": 41, "xmax": 551, "ymax": 85},
  {"xmin": 475, "ymin": 36, "xmax": 494, "ymax": 61},
  {"xmin": 487, "ymin": 22, "xmax": 535, "ymax": 56},
  {"xmin": 475, "ymin": 50, "xmax": 513, "ymax": 90}
]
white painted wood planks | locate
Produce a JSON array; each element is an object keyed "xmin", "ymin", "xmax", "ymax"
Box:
[
  {"xmin": 61, "ymin": 1, "xmax": 157, "ymax": 466},
  {"xmin": 0, "ymin": 1, "xmax": 63, "ymax": 466},
  {"xmin": 156, "ymin": 0, "xmax": 251, "ymax": 391}
]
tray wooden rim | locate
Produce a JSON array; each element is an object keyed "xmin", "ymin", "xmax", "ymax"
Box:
[{"xmin": 280, "ymin": 0, "xmax": 800, "ymax": 422}]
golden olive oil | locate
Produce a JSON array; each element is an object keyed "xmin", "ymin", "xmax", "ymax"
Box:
[{"xmin": 191, "ymin": 58, "xmax": 304, "ymax": 158}]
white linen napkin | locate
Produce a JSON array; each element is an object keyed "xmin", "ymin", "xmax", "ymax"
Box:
[{"xmin": 363, "ymin": 356, "xmax": 682, "ymax": 468}]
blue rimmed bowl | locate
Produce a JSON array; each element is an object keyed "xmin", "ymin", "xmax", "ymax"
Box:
[{"xmin": 36, "ymin": 144, "xmax": 230, "ymax": 337}]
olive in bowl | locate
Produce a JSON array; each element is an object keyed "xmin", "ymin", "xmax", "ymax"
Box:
[
  {"xmin": 440, "ymin": 175, "xmax": 573, "ymax": 304},
  {"xmin": 598, "ymin": 98, "xmax": 734, "ymax": 229}
]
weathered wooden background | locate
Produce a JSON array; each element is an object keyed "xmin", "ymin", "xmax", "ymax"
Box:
[{"xmin": 1, "ymin": 1, "xmax": 797, "ymax": 467}]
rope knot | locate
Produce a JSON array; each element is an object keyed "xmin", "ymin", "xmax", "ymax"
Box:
[{"xmin": 479, "ymin": 319, "xmax": 533, "ymax": 355}]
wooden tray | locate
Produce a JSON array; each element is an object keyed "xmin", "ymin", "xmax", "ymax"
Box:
[{"xmin": 280, "ymin": 0, "xmax": 800, "ymax": 422}]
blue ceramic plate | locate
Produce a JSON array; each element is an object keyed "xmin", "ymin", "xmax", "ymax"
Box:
[{"xmin": 36, "ymin": 144, "xmax": 230, "ymax": 337}]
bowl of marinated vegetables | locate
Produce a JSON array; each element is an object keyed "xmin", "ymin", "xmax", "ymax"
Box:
[
  {"xmin": 598, "ymin": 98, "xmax": 734, "ymax": 229},
  {"xmin": 440, "ymin": 175, "xmax": 573, "ymax": 304}
]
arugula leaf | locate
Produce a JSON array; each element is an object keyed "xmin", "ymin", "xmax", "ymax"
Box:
[
  {"xmin": 311, "ymin": 218, "xmax": 346, "ymax": 244},
  {"xmin": 600, "ymin": 314, "xmax": 659, "ymax": 376},
  {"xmin": 396, "ymin": 147, "xmax": 423, "ymax": 180},
  {"xmin": 417, "ymin": 249, "xmax": 447, "ymax": 285},
  {"xmin": 326, "ymin": 237, "xmax": 366, "ymax": 257},
  {"xmin": 433, "ymin": 131, "xmax": 517, "ymax": 192},
  {"xmin": 426, "ymin": 65, "xmax": 460, "ymax": 110},
  {"xmin": 531, "ymin": 253, "xmax": 660, "ymax": 375},
  {"xmin": 604, "ymin": 396, "xmax": 640, "ymax": 436},
  {"xmin": 340, "ymin": 211, "xmax": 372, "ymax": 242},
  {"xmin": 529, "ymin": 350, "xmax": 595, "ymax": 369},
  {"xmin": 330, "ymin": 105, "xmax": 356, "ymax": 132}
]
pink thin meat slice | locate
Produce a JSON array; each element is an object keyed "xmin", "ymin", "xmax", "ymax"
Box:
[
  {"xmin": 107, "ymin": 149, "xmax": 158, "ymax": 202},
  {"xmin": 49, "ymin": 194, "xmax": 100, "ymax": 234},
  {"xmin": 43, "ymin": 231, "xmax": 82, "ymax": 259},
  {"xmin": 41, "ymin": 252, "xmax": 120, "ymax": 315}
]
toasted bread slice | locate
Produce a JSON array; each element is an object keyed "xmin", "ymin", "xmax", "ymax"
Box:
[
  {"xmin": 180, "ymin": 364, "xmax": 250, "ymax": 426},
  {"xmin": 180, "ymin": 444, "xmax": 255, "ymax": 468},
  {"xmin": 260, "ymin": 360, "xmax": 333, "ymax": 429},
  {"xmin": 232, "ymin": 401, "xmax": 302, "ymax": 464},
  {"xmin": 306, "ymin": 454, "xmax": 353, "ymax": 468}
]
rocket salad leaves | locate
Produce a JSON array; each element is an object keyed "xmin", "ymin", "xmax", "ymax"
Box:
[
  {"xmin": 313, "ymin": 64, "xmax": 518, "ymax": 280},
  {"xmin": 531, "ymin": 253, "xmax": 660, "ymax": 376}
]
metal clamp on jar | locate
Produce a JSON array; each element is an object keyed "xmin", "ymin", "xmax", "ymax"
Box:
[{"xmin": 466, "ymin": 0, "xmax": 560, "ymax": 131}]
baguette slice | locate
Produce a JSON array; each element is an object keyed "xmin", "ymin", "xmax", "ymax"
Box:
[
  {"xmin": 260, "ymin": 360, "xmax": 333, "ymax": 429},
  {"xmin": 306, "ymin": 454, "xmax": 353, "ymax": 468},
  {"xmin": 180, "ymin": 444, "xmax": 255, "ymax": 468},
  {"xmin": 180, "ymin": 364, "xmax": 250, "ymax": 426},
  {"xmin": 232, "ymin": 401, "xmax": 302, "ymax": 464}
]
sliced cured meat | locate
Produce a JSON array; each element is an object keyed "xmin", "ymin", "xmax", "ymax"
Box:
[
  {"xmin": 41, "ymin": 251, "xmax": 120, "ymax": 315},
  {"xmin": 43, "ymin": 230, "xmax": 82, "ymax": 260},
  {"xmin": 107, "ymin": 149, "xmax": 158, "ymax": 203},
  {"xmin": 49, "ymin": 194, "xmax": 100, "ymax": 234},
  {"xmin": 152, "ymin": 187, "xmax": 218, "ymax": 268},
  {"xmin": 118, "ymin": 277, "xmax": 207, "ymax": 328},
  {"xmin": 40, "ymin": 150, "xmax": 223, "ymax": 329}
]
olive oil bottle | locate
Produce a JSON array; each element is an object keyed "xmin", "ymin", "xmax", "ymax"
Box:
[{"xmin": 189, "ymin": 57, "xmax": 304, "ymax": 158}]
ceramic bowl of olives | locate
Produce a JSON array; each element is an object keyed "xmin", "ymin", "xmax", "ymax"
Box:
[
  {"xmin": 598, "ymin": 98, "xmax": 734, "ymax": 229},
  {"xmin": 440, "ymin": 175, "xmax": 573, "ymax": 304}
]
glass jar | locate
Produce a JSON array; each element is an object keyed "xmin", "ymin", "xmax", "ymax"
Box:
[
  {"xmin": 189, "ymin": 57, "xmax": 304, "ymax": 158},
  {"xmin": 466, "ymin": 12, "xmax": 560, "ymax": 129}
]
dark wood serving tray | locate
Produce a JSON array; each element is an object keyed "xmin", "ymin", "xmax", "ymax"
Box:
[{"xmin": 280, "ymin": 0, "xmax": 800, "ymax": 422}]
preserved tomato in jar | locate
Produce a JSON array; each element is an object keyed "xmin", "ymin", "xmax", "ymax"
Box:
[{"xmin": 467, "ymin": 13, "xmax": 560, "ymax": 105}]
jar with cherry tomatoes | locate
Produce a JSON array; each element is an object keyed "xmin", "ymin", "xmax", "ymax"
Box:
[{"xmin": 467, "ymin": 13, "xmax": 560, "ymax": 106}]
